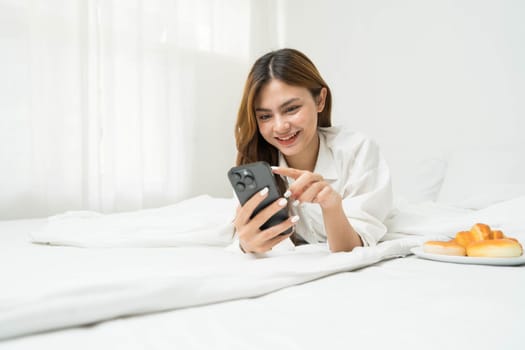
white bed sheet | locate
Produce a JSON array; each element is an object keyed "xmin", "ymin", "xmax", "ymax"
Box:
[
  {"xmin": 0, "ymin": 218, "xmax": 422, "ymax": 341},
  {"xmin": 1, "ymin": 218, "xmax": 524, "ymax": 350}
]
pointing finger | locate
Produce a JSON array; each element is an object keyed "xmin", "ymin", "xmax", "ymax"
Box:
[{"xmin": 271, "ymin": 166, "xmax": 303, "ymax": 179}]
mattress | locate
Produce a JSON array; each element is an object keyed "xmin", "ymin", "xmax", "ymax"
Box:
[{"xmin": 0, "ymin": 214, "xmax": 524, "ymax": 350}]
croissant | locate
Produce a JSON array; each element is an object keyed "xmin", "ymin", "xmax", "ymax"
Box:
[{"xmin": 423, "ymin": 223, "xmax": 523, "ymax": 257}]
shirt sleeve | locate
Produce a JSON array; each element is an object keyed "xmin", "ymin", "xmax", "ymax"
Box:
[{"xmin": 341, "ymin": 137, "xmax": 394, "ymax": 246}]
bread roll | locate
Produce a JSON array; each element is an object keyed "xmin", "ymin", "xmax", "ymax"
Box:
[
  {"xmin": 421, "ymin": 223, "xmax": 523, "ymax": 258},
  {"xmin": 423, "ymin": 240, "xmax": 466, "ymax": 256},
  {"xmin": 455, "ymin": 231, "xmax": 476, "ymax": 248},
  {"xmin": 470, "ymin": 223, "xmax": 491, "ymax": 241},
  {"xmin": 490, "ymin": 230, "xmax": 505, "ymax": 239},
  {"xmin": 466, "ymin": 239, "xmax": 523, "ymax": 258}
]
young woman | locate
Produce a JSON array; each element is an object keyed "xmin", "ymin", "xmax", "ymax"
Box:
[{"xmin": 232, "ymin": 48, "xmax": 393, "ymax": 253}]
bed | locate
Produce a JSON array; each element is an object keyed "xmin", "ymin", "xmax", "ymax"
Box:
[{"xmin": 1, "ymin": 150, "xmax": 525, "ymax": 350}]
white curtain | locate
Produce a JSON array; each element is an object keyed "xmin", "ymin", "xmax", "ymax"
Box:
[{"xmin": 0, "ymin": 0, "xmax": 279, "ymax": 219}]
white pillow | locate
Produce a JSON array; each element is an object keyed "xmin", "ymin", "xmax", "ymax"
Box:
[
  {"xmin": 438, "ymin": 150, "xmax": 525, "ymax": 209},
  {"xmin": 392, "ymin": 157, "xmax": 447, "ymax": 204}
]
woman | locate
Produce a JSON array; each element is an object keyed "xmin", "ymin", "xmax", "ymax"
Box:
[{"xmin": 233, "ymin": 48, "xmax": 393, "ymax": 253}]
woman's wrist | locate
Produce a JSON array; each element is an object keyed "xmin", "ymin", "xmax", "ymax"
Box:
[
  {"xmin": 320, "ymin": 194, "xmax": 343, "ymax": 212},
  {"xmin": 321, "ymin": 199, "xmax": 362, "ymax": 252}
]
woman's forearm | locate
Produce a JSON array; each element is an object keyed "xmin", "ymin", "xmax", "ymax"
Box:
[{"xmin": 322, "ymin": 202, "xmax": 363, "ymax": 252}]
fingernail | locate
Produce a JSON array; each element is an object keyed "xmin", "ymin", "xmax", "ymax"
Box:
[
  {"xmin": 291, "ymin": 215, "xmax": 300, "ymax": 223},
  {"xmin": 259, "ymin": 187, "xmax": 269, "ymax": 196},
  {"xmin": 271, "ymin": 166, "xmax": 278, "ymax": 170},
  {"xmin": 278, "ymin": 198, "xmax": 287, "ymax": 207},
  {"xmin": 292, "ymin": 200, "xmax": 300, "ymax": 207},
  {"xmin": 283, "ymin": 190, "xmax": 292, "ymax": 198}
]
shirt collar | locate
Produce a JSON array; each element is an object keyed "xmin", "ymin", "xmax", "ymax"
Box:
[{"xmin": 278, "ymin": 129, "xmax": 338, "ymax": 181}]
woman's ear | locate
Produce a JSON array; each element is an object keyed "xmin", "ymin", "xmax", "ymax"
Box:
[{"xmin": 317, "ymin": 87, "xmax": 327, "ymax": 113}]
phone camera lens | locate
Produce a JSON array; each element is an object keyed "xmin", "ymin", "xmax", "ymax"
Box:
[
  {"xmin": 235, "ymin": 182, "xmax": 245, "ymax": 192},
  {"xmin": 232, "ymin": 172, "xmax": 241, "ymax": 181},
  {"xmin": 244, "ymin": 175, "xmax": 254, "ymax": 185}
]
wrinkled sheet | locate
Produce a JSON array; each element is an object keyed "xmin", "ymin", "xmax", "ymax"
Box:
[
  {"xmin": 29, "ymin": 195, "xmax": 237, "ymax": 248},
  {"xmin": 2, "ymin": 195, "xmax": 525, "ymax": 341},
  {"xmin": 2, "ymin": 223, "xmax": 524, "ymax": 350},
  {"xmin": 0, "ymin": 221, "xmax": 422, "ymax": 340}
]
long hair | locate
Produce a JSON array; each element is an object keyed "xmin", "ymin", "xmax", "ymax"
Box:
[{"xmin": 235, "ymin": 48, "xmax": 332, "ymax": 192}]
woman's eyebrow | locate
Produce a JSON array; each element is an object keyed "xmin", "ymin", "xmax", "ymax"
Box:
[
  {"xmin": 279, "ymin": 98, "xmax": 300, "ymax": 109},
  {"xmin": 255, "ymin": 98, "xmax": 301, "ymax": 112}
]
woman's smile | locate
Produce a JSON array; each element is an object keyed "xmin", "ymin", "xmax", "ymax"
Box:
[{"xmin": 275, "ymin": 130, "xmax": 301, "ymax": 146}]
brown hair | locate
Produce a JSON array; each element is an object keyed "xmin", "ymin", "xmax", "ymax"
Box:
[{"xmin": 234, "ymin": 48, "xmax": 332, "ymax": 192}]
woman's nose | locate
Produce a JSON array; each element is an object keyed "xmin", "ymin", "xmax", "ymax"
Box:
[{"xmin": 274, "ymin": 115, "xmax": 290, "ymax": 132}]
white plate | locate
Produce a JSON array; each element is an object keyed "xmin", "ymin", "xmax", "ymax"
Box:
[{"xmin": 410, "ymin": 247, "xmax": 525, "ymax": 266}]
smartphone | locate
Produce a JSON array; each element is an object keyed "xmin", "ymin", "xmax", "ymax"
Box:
[{"xmin": 227, "ymin": 161, "xmax": 292, "ymax": 235}]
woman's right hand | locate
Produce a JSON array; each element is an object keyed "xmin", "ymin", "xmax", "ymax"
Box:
[{"xmin": 233, "ymin": 187, "xmax": 298, "ymax": 253}]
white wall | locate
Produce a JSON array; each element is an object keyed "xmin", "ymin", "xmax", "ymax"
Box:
[
  {"xmin": 0, "ymin": 0, "xmax": 252, "ymax": 219},
  {"xmin": 1, "ymin": 0, "xmax": 524, "ymax": 218},
  {"xmin": 272, "ymin": 0, "xmax": 525, "ymax": 198}
]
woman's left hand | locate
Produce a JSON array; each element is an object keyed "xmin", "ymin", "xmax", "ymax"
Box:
[{"xmin": 271, "ymin": 167, "xmax": 342, "ymax": 210}]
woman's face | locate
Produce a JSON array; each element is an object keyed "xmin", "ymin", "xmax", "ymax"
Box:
[{"xmin": 254, "ymin": 79, "xmax": 326, "ymax": 167}]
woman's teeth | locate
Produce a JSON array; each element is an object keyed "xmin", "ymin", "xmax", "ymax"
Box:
[{"xmin": 277, "ymin": 132, "xmax": 298, "ymax": 141}]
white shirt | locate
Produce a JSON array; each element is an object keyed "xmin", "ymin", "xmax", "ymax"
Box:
[
  {"xmin": 228, "ymin": 126, "xmax": 393, "ymax": 252},
  {"xmin": 280, "ymin": 126, "xmax": 393, "ymax": 247}
]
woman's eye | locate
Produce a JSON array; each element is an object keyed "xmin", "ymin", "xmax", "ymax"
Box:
[
  {"xmin": 257, "ymin": 114, "xmax": 271, "ymax": 121},
  {"xmin": 285, "ymin": 105, "xmax": 300, "ymax": 114}
]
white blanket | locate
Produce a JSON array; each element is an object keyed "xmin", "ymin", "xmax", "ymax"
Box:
[
  {"xmin": 4, "ymin": 195, "xmax": 524, "ymax": 340},
  {"xmin": 0, "ymin": 235, "xmax": 422, "ymax": 340},
  {"xmin": 30, "ymin": 195, "xmax": 237, "ymax": 247}
]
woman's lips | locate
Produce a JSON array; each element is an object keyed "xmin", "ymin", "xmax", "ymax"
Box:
[{"xmin": 275, "ymin": 131, "xmax": 300, "ymax": 146}]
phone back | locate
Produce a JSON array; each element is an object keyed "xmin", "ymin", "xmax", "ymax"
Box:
[{"xmin": 227, "ymin": 161, "xmax": 291, "ymax": 234}]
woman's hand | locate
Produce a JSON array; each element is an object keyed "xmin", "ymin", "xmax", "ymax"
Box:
[
  {"xmin": 272, "ymin": 166, "xmax": 362, "ymax": 252},
  {"xmin": 233, "ymin": 187, "xmax": 297, "ymax": 253},
  {"xmin": 271, "ymin": 167, "xmax": 341, "ymax": 210}
]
